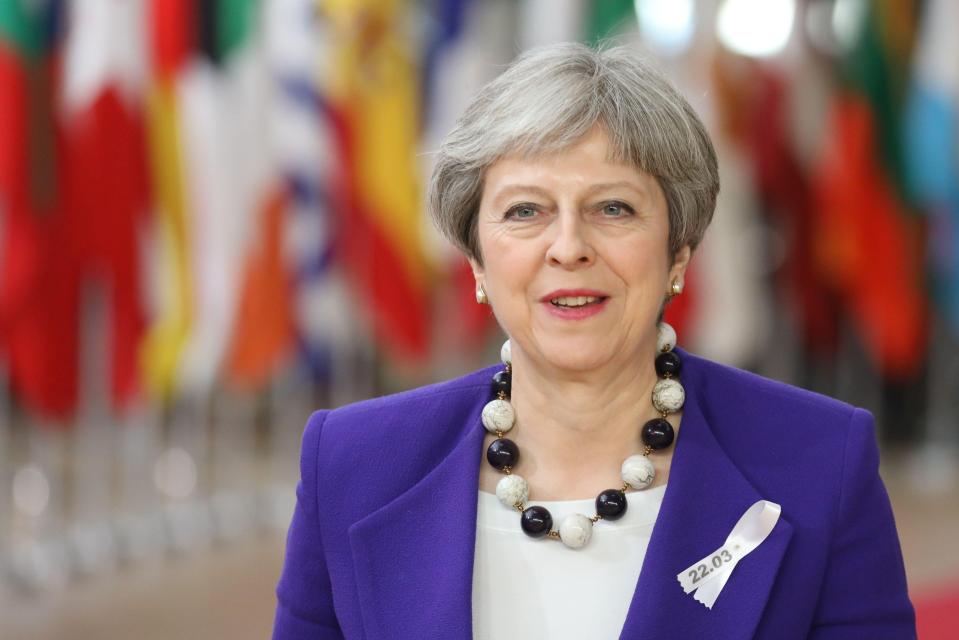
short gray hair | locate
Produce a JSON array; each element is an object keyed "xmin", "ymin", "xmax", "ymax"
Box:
[{"xmin": 428, "ymin": 42, "xmax": 719, "ymax": 263}]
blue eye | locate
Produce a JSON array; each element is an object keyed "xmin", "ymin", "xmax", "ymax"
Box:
[
  {"xmin": 506, "ymin": 204, "xmax": 538, "ymax": 220},
  {"xmin": 600, "ymin": 201, "xmax": 634, "ymax": 217}
]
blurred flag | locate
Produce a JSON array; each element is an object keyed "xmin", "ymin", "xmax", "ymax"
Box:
[
  {"xmin": 904, "ymin": 0, "xmax": 959, "ymax": 332},
  {"xmin": 140, "ymin": 0, "xmax": 194, "ymax": 400},
  {"xmin": 264, "ymin": 0, "xmax": 346, "ymax": 381},
  {"xmin": 220, "ymin": 0, "xmax": 301, "ymax": 392},
  {"xmin": 739, "ymin": 64, "xmax": 838, "ymax": 359},
  {"xmin": 810, "ymin": 2, "xmax": 926, "ymax": 379},
  {"xmin": 421, "ymin": 0, "xmax": 505, "ymax": 353},
  {"xmin": 522, "ymin": 0, "xmax": 585, "ymax": 49},
  {"xmin": 177, "ymin": 0, "xmax": 268, "ymax": 394},
  {"xmin": 585, "ymin": 0, "xmax": 633, "ymax": 44},
  {"xmin": 60, "ymin": 0, "xmax": 151, "ymax": 411},
  {"xmin": 669, "ymin": 53, "xmax": 770, "ymax": 367},
  {"xmin": 0, "ymin": 0, "xmax": 77, "ymax": 420},
  {"xmin": 225, "ymin": 187, "xmax": 296, "ymax": 390},
  {"xmin": 323, "ymin": 0, "xmax": 432, "ymax": 364}
]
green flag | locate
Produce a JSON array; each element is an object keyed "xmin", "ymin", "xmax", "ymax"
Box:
[
  {"xmin": 218, "ymin": 0, "xmax": 258, "ymax": 60},
  {"xmin": 586, "ymin": 0, "xmax": 635, "ymax": 45},
  {"xmin": 199, "ymin": 0, "xmax": 259, "ymax": 63},
  {"xmin": 0, "ymin": 0, "xmax": 59, "ymax": 209},
  {"xmin": 840, "ymin": 1, "xmax": 919, "ymax": 204},
  {"xmin": 0, "ymin": 0, "xmax": 51, "ymax": 59}
]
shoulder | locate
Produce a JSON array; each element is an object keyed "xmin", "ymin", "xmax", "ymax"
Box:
[
  {"xmin": 299, "ymin": 365, "xmax": 498, "ymax": 495},
  {"xmin": 322, "ymin": 364, "xmax": 497, "ymax": 435},
  {"xmin": 680, "ymin": 348, "xmax": 856, "ymax": 425},
  {"xmin": 679, "ymin": 348, "xmax": 877, "ymax": 494}
]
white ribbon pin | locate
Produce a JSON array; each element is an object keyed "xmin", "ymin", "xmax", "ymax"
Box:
[{"xmin": 677, "ymin": 500, "xmax": 781, "ymax": 610}]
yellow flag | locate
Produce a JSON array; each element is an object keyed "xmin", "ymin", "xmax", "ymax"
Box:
[{"xmin": 140, "ymin": 80, "xmax": 193, "ymax": 400}]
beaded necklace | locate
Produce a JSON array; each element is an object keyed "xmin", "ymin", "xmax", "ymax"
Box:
[{"xmin": 481, "ymin": 322, "xmax": 685, "ymax": 549}]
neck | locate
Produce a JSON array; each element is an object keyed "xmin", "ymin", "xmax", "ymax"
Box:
[{"xmin": 505, "ymin": 348, "xmax": 664, "ymax": 499}]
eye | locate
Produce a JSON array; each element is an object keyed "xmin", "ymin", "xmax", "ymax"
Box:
[
  {"xmin": 599, "ymin": 201, "xmax": 634, "ymax": 217},
  {"xmin": 505, "ymin": 204, "xmax": 539, "ymax": 220}
]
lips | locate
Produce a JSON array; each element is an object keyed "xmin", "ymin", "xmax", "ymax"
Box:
[
  {"xmin": 550, "ymin": 295, "xmax": 601, "ymax": 308},
  {"xmin": 540, "ymin": 289, "xmax": 610, "ymax": 318},
  {"xmin": 542, "ymin": 289, "xmax": 609, "ymax": 304}
]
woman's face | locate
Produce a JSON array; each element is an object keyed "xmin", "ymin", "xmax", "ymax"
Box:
[{"xmin": 471, "ymin": 125, "xmax": 691, "ymax": 374}]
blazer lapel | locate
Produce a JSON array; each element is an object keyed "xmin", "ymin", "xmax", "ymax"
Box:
[
  {"xmin": 620, "ymin": 352, "xmax": 794, "ymax": 640},
  {"xmin": 348, "ymin": 413, "xmax": 484, "ymax": 640}
]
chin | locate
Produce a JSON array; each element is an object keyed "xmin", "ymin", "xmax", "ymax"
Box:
[
  {"xmin": 533, "ymin": 336, "xmax": 619, "ymax": 373},
  {"xmin": 542, "ymin": 355, "xmax": 609, "ymax": 374}
]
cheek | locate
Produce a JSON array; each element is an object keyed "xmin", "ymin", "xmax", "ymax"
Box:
[
  {"xmin": 615, "ymin": 253, "xmax": 669, "ymax": 308},
  {"xmin": 480, "ymin": 231, "xmax": 540, "ymax": 285},
  {"xmin": 609, "ymin": 244, "xmax": 670, "ymax": 294}
]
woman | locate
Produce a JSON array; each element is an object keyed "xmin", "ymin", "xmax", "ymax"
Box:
[{"xmin": 273, "ymin": 43, "xmax": 914, "ymax": 639}]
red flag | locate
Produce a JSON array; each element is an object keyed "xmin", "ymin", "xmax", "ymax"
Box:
[
  {"xmin": 0, "ymin": 18, "xmax": 80, "ymax": 421},
  {"xmin": 711, "ymin": 55, "xmax": 839, "ymax": 358},
  {"xmin": 811, "ymin": 96, "xmax": 926, "ymax": 378},
  {"xmin": 325, "ymin": 1, "xmax": 433, "ymax": 364},
  {"xmin": 60, "ymin": 88, "xmax": 151, "ymax": 409},
  {"xmin": 747, "ymin": 68, "xmax": 839, "ymax": 356}
]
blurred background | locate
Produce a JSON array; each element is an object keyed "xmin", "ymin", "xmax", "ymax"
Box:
[{"xmin": 0, "ymin": 0, "xmax": 956, "ymax": 638}]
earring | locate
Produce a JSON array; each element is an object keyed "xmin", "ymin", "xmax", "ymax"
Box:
[
  {"xmin": 670, "ymin": 280, "xmax": 683, "ymax": 296},
  {"xmin": 476, "ymin": 285, "xmax": 489, "ymax": 305}
]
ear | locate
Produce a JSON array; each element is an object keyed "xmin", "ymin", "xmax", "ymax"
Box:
[
  {"xmin": 468, "ymin": 256, "xmax": 485, "ymax": 290},
  {"xmin": 668, "ymin": 245, "xmax": 692, "ymax": 289}
]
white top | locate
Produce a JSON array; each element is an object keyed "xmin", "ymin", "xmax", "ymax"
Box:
[{"xmin": 472, "ymin": 485, "xmax": 667, "ymax": 639}]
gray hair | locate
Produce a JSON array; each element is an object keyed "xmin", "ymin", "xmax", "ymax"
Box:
[{"xmin": 428, "ymin": 42, "xmax": 719, "ymax": 263}]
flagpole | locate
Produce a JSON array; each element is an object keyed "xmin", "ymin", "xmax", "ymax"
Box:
[
  {"xmin": 115, "ymin": 401, "xmax": 167, "ymax": 565},
  {"xmin": 8, "ymin": 421, "xmax": 70, "ymax": 592},
  {"xmin": 834, "ymin": 319, "xmax": 884, "ymax": 430},
  {"xmin": 263, "ymin": 365, "xmax": 308, "ymax": 532},
  {"xmin": 68, "ymin": 280, "xmax": 118, "ymax": 577},
  {"xmin": 210, "ymin": 386, "xmax": 257, "ymax": 541},
  {"xmin": 910, "ymin": 311, "xmax": 959, "ymax": 492},
  {"xmin": 0, "ymin": 356, "xmax": 10, "ymax": 584},
  {"xmin": 162, "ymin": 393, "xmax": 213, "ymax": 554}
]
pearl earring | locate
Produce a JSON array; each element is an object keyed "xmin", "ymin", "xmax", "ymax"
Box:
[
  {"xmin": 476, "ymin": 286, "xmax": 489, "ymax": 305},
  {"xmin": 670, "ymin": 280, "xmax": 683, "ymax": 296}
]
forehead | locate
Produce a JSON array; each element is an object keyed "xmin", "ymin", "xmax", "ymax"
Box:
[{"xmin": 482, "ymin": 127, "xmax": 659, "ymax": 204}]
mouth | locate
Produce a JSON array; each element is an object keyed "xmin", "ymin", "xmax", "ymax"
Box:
[
  {"xmin": 548, "ymin": 295, "xmax": 607, "ymax": 308},
  {"xmin": 540, "ymin": 290, "xmax": 610, "ymax": 318}
]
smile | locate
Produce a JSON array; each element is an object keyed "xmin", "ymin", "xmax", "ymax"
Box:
[
  {"xmin": 540, "ymin": 290, "xmax": 610, "ymax": 319},
  {"xmin": 550, "ymin": 295, "xmax": 602, "ymax": 308}
]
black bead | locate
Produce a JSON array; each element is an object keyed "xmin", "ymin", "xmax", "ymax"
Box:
[
  {"xmin": 520, "ymin": 505, "xmax": 553, "ymax": 538},
  {"xmin": 491, "ymin": 369, "xmax": 511, "ymax": 397},
  {"xmin": 595, "ymin": 489, "xmax": 628, "ymax": 520},
  {"xmin": 654, "ymin": 351, "xmax": 682, "ymax": 377},
  {"xmin": 641, "ymin": 418, "xmax": 675, "ymax": 450},
  {"xmin": 486, "ymin": 438, "xmax": 520, "ymax": 470}
]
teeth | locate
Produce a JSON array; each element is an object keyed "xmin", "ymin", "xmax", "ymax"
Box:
[{"xmin": 551, "ymin": 296, "xmax": 599, "ymax": 307}]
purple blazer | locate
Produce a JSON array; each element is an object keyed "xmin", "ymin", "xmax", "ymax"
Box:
[{"xmin": 273, "ymin": 349, "xmax": 915, "ymax": 639}]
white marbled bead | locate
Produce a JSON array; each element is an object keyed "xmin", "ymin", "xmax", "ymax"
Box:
[
  {"xmin": 621, "ymin": 454, "xmax": 655, "ymax": 490},
  {"xmin": 559, "ymin": 513, "xmax": 593, "ymax": 549},
  {"xmin": 482, "ymin": 399, "xmax": 515, "ymax": 433},
  {"xmin": 657, "ymin": 322, "xmax": 677, "ymax": 353},
  {"xmin": 652, "ymin": 378, "xmax": 685, "ymax": 413},
  {"xmin": 495, "ymin": 474, "xmax": 528, "ymax": 508},
  {"xmin": 500, "ymin": 339, "xmax": 511, "ymax": 365}
]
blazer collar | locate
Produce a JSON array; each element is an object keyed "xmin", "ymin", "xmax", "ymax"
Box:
[{"xmin": 348, "ymin": 352, "xmax": 793, "ymax": 640}]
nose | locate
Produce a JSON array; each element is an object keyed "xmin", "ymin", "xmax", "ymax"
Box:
[{"xmin": 545, "ymin": 212, "xmax": 594, "ymax": 268}]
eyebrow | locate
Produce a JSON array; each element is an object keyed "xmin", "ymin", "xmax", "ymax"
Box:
[{"xmin": 491, "ymin": 180, "xmax": 649, "ymax": 204}]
